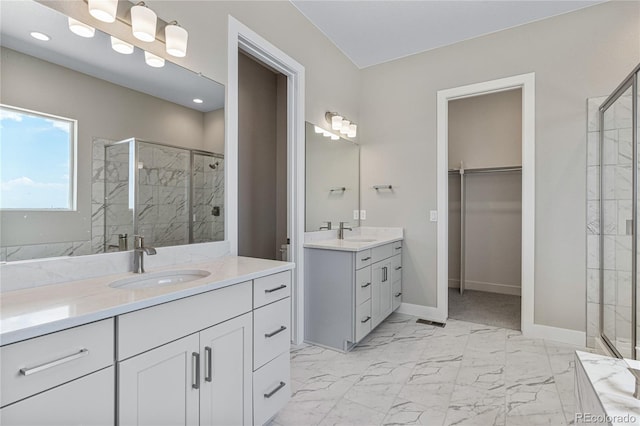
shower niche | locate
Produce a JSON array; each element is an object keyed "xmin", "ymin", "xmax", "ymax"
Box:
[{"xmin": 93, "ymin": 138, "xmax": 224, "ymax": 253}]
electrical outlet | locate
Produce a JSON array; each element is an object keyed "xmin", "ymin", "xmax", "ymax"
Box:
[
  {"xmin": 429, "ymin": 210, "xmax": 438, "ymax": 222},
  {"xmin": 353, "ymin": 210, "xmax": 359, "ymax": 220},
  {"xmin": 360, "ymin": 210, "xmax": 367, "ymax": 220}
]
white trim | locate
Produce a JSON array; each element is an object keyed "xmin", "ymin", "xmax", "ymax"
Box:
[
  {"xmin": 448, "ymin": 279, "xmax": 522, "ymax": 296},
  {"xmin": 436, "ymin": 73, "xmax": 536, "ymax": 337},
  {"xmin": 397, "ymin": 303, "xmax": 447, "ymax": 323},
  {"xmin": 526, "ymin": 324, "xmax": 586, "ymax": 347},
  {"xmin": 227, "ymin": 16, "xmax": 306, "ymax": 344}
]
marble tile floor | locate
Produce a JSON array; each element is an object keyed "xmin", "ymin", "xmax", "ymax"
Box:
[{"xmin": 272, "ymin": 313, "xmax": 592, "ymax": 426}]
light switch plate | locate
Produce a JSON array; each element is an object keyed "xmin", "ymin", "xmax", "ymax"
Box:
[
  {"xmin": 353, "ymin": 210, "xmax": 359, "ymax": 220},
  {"xmin": 360, "ymin": 210, "xmax": 367, "ymax": 220},
  {"xmin": 429, "ymin": 210, "xmax": 438, "ymax": 222}
]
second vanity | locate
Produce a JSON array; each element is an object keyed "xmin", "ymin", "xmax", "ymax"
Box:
[
  {"xmin": 304, "ymin": 227, "xmax": 403, "ymax": 352},
  {"xmin": 0, "ymin": 255, "xmax": 294, "ymax": 426}
]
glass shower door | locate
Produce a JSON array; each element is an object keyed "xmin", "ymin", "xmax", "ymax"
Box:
[{"xmin": 601, "ymin": 85, "xmax": 634, "ymax": 358}]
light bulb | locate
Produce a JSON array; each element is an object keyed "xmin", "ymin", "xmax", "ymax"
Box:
[
  {"xmin": 144, "ymin": 51, "xmax": 165, "ymax": 68},
  {"xmin": 331, "ymin": 114, "xmax": 343, "ymax": 131},
  {"xmin": 68, "ymin": 17, "xmax": 95, "ymax": 38},
  {"xmin": 111, "ymin": 36, "xmax": 134, "ymax": 54},
  {"xmin": 347, "ymin": 124, "xmax": 357, "ymax": 138},
  {"xmin": 340, "ymin": 119, "xmax": 350, "ymax": 134},
  {"xmin": 165, "ymin": 23, "xmax": 188, "ymax": 57},
  {"xmin": 131, "ymin": 3, "xmax": 157, "ymax": 42},
  {"xmin": 88, "ymin": 0, "xmax": 118, "ymax": 23}
]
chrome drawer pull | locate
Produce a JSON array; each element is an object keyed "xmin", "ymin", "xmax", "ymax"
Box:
[
  {"xmin": 264, "ymin": 381, "xmax": 286, "ymax": 398},
  {"xmin": 265, "ymin": 326, "xmax": 287, "ymax": 338},
  {"xmin": 361, "ymin": 316, "xmax": 371, "ymax": 323},
  {"xmin": 361, "ymin": 282, "xmax": 371, "ymax": 288},
  {"xmin": 395, "ymin": 246, "xmax": 402, "ymax": 250},
  {"xmin": 361, "ymin": 256, "xmax": 371, "ymax": 261},
  {"xmin": 395, "ymin": 266, "xmax": 402, "ymax": 271},
  {"xmin": 192, "ymin": 352, "xmax": 200, "ymax": 389},
  {"xmin": 19, "ymin": 348, "xmax": 89, "ymax": 376},
  {"xmin": 395, "ymin": 292, "xmax": 403, "ymax": 298},
  {"xmin": 265, "ymin": 284, "xmax": 287, "ymax": 293}
]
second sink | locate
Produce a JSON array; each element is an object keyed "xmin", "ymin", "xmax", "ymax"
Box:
[{"xmin": 109, "ymin": 269, "xmax": 211, "ymax": 290}]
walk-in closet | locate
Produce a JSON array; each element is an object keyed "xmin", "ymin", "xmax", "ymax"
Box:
[{"xmin": 448, "ymin": 89, "xmax": 523, "ymax": 330}]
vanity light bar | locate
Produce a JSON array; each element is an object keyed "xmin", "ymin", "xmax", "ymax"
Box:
[{"xmin": 325, "ymin": 112, "xmax": 357, "ymax": 138}]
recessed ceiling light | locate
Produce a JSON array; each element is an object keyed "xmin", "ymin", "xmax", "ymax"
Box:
[
  {"xmin": 193, "ymin": 98, "xmax": 203, "ymax": 104},
  {"xmin": 68, "ymin": 17, "xmax": 95, "ymax": 38},
  {"xmin": 30, "ymin": 32, "xmax": 50, "ymax": 41}
]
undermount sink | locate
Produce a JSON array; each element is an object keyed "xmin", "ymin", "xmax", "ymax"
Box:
[
  {"xmin": 109, "ymin": 269, "xmax": 211, "ymax": 290},
  {"xmin": 345, "ymin": 238, "xmax": 377, "ymax": 243}
]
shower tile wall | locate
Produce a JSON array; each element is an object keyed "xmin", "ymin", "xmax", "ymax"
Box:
[{"xmin": 192, "ymin": 155, "xmax": 225, "ymax": 243}]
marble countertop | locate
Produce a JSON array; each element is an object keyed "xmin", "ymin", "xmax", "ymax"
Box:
[
  {"xmin": 576, "ymin": 350, "xmax": 640, "ymax": 425},
  {"xmin": 304, "ymin": 227, "xmax": 403, "ymax": 252},
  {"xmin": 0, "ymin": 256, "xmax": 294, "ymax": 346}
]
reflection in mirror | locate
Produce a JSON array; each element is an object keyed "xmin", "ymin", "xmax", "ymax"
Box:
[
  {"xmin": 0, "ymin": 1, "xmax": 225, "ymax": 262},
  {"xmin": 305, "ymin": 122, "xmax": 360, "ymax": 232}
]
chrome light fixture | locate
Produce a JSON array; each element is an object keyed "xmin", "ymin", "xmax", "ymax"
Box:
[
  {"xmin": 325, "ymin": 112, "xmax": 357, "ymax": 138},
  {"xmin": 131, "ymin": 2, "xmax": 157, "ymax": 42},
  {"xmin": 111, "ymin": 36, "xmax": 134, "ymax": 54},
  {"xmin": 88, "ymin": 0, "xmax": 118, "ymax": 23},
  {"xmin": 144, "ymin": 51, "xmax": 165, "ymax": 68},
  {"xmin": 165, "ymin": 21, "xmax": 188, "ymax": 57},
  {"xmin": 68, "ymin": 17, "xmax": 95, "ymax": 38}
]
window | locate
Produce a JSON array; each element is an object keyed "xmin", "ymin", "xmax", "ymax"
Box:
[{"xmin": 0, "ymin": 105, "xmax": 76, "ymax": 210}]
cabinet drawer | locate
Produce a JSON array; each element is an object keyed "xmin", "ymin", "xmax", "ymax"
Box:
[
  {"xmin": 1, "ymin": 319, "xmax": 114, "ymax": 408},
  {"xmin": 393, "ymin": 281, "xmax": 402, "ymax": 311},
  {"xmin": 1, "ymin": 366, "xmax": 114, "ymax": 426},
  {"xmin": 254, "ymin": 271, "xmax": 291, "ymax": 309},
  {"xmin": 355, "ymin": 299, "xmax": 372, "ymax": 342},
  {"xmin": 355, "ymin": 267, "xmax": 372, "ymax": 306},
  {"xmin": 391, "ymin": 254, "xmax": 402, "ymax": 282},
  {"xmin": 254, "ymin": 298, "xmax": 291, "ymax": 370},
  {"xmin": 253, "ymin": 351, "xmax": 291, "ymax": 426},
  {"xmin": 371, "ymin": 243, "xmax": 394, "ymax": 263},
  {"xmin": 355, "ymin": 249, "xmax": 372, "ymax": 270},
  {"xmin": 118, "ymin": 281, "xmax": 252, "ymax": 360}
]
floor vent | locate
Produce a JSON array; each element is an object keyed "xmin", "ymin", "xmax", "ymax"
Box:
[{"xmin": 416, "ymin": 318, "xmax": 446, "ymax": 328}]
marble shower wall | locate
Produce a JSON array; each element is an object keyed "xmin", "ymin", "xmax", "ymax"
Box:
[{"xmin": 192, "ymin": 154, "xmax": 225, "ymax": 243}]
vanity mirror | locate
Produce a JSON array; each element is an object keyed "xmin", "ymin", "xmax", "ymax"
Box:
[
  {"xmin": 305, "ymin": 122, "xmax": 360, "ymax": 232},
  {"xmin": 0, "ymin": 1, "xmax": 225, "ymax": 262}
]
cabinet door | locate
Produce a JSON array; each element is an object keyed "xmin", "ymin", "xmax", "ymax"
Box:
[
  {"xmin": 380, "ymin": 259, "xmax": 393, "ymax": 320},
  {"xmin": 371, "ymin": 262, "xmax": 384, "ymax": 327},
  {"xmin": 0, "ymin": 367, "xmax": 114, "ymax": 426},
  {"xmin": 200, "ymin": 313, "xmax": 252, "ymax": 426},
  {"xmin": 119, "ymin": 333, "xmax": 200, "ymax": 426}
]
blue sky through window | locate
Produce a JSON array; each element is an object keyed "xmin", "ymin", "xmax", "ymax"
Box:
[{"xmin": 0, "ymin": 106, "xmax": 73, "ymax": 209}]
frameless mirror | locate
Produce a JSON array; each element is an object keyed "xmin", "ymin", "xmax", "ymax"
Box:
[
  {"xmin": 305, "ymin": 122, "xmax": 360, "ymax": 232},
  {"xmin": 0, "ymin": 1, "xmax": 225, "ymax": 262}
]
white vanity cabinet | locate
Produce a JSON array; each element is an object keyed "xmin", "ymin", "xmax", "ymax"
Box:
[
  {"xmin": 304, "ymin": 239, "xmax": 402, "ymax": 351},
  {"xmin": 0, "ymin": 319, "xmax": 115, "ymax": 426}
]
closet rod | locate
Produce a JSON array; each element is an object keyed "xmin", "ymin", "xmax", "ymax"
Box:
[{"xmin": 448, "ymin": 165, "xmax": 522, "ymax": 175}]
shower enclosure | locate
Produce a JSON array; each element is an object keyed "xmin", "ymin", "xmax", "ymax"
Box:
[
  {"xmin": 600, "ymin": 64, "xmax": 639, "ymax": 359},
  {"xmin": 101, "ymin": 138, "xmax": 224, "ymax": 251}
]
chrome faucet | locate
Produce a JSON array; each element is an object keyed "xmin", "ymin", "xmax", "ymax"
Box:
[
  {"xmin": 319, "ymin": 221, "xmax": 332, "ymax": 230},
  {"xmin": 338, "ymin": 222, "xmax": 352, "ymax": 239},
  {"xmin": 133, "ymin": 235, "xmax": 157, "ymax": 273}
]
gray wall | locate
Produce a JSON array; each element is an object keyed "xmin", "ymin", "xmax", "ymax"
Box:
[
  {"xmin": 204, "ymin": 108, "xmax": 225, "ymax": 154},
  {"xmin": 359, "ymin": 1, "xmax": 640, "ymax": 331},
  {"xmin": 0, "ymin": 47, "xmax": 215, "ymax": 247}
]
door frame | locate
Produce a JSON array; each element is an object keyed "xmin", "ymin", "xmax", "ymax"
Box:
[
  {"xmin": 436, "ymin": 73, "xmax": 536, "ymax": 336},
  {"xmin": 227, "ymin": 17, "xmax": 306, "ymax": 344}
]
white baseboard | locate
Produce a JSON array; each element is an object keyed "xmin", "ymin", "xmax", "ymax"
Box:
[
  {"xmin": 523, "ymin": 323, "xmax": 586, "ymax": 346},
  {"xmin": 397, "ymin": 302, "xmax": 446, "ymax": 323},
  {"xmin": 448, "ymin": 279, "xmax": 521, "ymax": 296}
]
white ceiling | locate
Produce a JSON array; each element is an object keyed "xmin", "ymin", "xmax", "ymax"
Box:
[{"xmin": 291, "ymin": 0, "xmax": 605, "ymax": 69}]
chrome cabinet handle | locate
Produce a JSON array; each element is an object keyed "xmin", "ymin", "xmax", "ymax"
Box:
[
  {"xmin": 361, "ymin": 256, "xmax": 371, "ymax": 261},
  {"xmin": 395, "ymin": 246, "xmax": 402, "ymax": 250},
  {"xmin": 192, "ymin": 352, "xmax": 200, "ymax": 389},
  {"xmin": 361, "ymin": 316, "xmax": 371, "ymax": 323},
  {"xmin": 361, "ymin": 282, "xmax": 371, "ymax": 288},
  {"xmin": 395, "ymin": 266, "xmax": 402, "ymax": 271},
  {"xmin": 265, "ymin": 326, "xmax": 287, "ymax": 338},
  {"xmin": 382, "ymin": 266, "xmax": 388, "ymax": 282},
  {"xmin": 204, "ymin": 346, "xmax": 212, "ymax": 382},
  {"xmin": 19, "ymin": 348, "xmax": 89, "ymax": 376},
  {"xmin": 265, "ymin": 284, "xmax": 287, "ymax": 293},
  {"xmin": 264, "ymin": 381, "xmax": 286, "ymax": 398},
  {"xmin": 395, "ymin": 292, "xmax": 402, "ymax": 298}
]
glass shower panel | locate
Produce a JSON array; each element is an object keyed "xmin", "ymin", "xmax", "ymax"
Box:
[
  {"xmin": 192, "ymin": 153, "xmax": 224, "ymax": 243},
  {"xmin": 103, "ymin": 142, "xmax": 133, "ymax": 252},
  {"xmin": 137, "ymin": 142, "xmax": 190, "ymax": 248},
  {"xmin": 602, "ymin": 85, "xmax": 634, "ymax": 358}
]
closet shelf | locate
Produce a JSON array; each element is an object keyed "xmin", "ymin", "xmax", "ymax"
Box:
[{"xmin": 448, "ymin": 165, "xmax": 522, "ymax": 175}]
